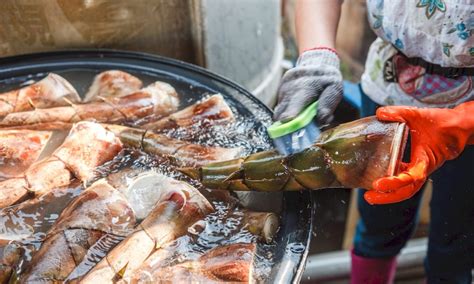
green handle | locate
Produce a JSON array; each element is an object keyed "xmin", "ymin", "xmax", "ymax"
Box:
[{"xmin": 267, "ymin": 101, "xmax": 318, "ymax": 139}]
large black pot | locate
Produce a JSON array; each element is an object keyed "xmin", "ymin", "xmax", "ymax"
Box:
[{"xmin": 0, "ymin": 50, "xmax": 313, "ymax": 283}]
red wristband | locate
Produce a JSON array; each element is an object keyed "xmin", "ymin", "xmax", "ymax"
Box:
[{"xmin": 302, "ymin": 46, "xmax": 338, "ymax": 57}]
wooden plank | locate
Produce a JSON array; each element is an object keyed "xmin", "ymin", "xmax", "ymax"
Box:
[
  {"xmin": 0, "ymin": 0, "xmax": 196, "ymax": 62},
  {"xmin": 343, "ymin": 190, "xmax": 360, "ymax": 250}
]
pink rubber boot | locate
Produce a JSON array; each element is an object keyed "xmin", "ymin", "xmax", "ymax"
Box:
[{"xmin": 351, "ymin": 249, "xmax": 397, "ymax": 284}]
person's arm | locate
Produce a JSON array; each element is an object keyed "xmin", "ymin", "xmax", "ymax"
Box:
[
  {"xmin": 274, "ymin": 0, "xmax": 344, "ymax": 125},
  {"xmin": 365, "ymin": 101, "xmax": 474, "ymax": 205},
  {"xmin": 295, "ymin": 0, "xmax": 343, "ymax": 53}
]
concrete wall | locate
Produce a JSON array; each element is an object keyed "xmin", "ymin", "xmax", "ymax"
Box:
[{"xmin": 193, "ymin": 0, "xmax": 283, "ymax": 106}]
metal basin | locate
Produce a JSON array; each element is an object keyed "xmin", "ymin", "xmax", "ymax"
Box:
[{"xmin": 0, "ymin": 50, "xmax": 313, "ymax": 283}]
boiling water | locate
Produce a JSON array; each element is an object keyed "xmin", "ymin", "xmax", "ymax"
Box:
[{"xmin": 0, "ymin": 69, "xmax": 282, "ymax": 282}]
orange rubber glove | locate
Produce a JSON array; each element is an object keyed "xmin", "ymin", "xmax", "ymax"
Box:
[{"xmin": 364, "ymin": 101, "xmax": 474, "ymax": 205}]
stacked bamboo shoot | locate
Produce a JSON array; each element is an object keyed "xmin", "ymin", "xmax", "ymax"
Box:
[
  {"xmin": 0, "ymin": 70, "xmax": 407, "ymax": 283},
  {"xmin": 180, "ymin": 116, "xmax": 407, "ymax": 191}
]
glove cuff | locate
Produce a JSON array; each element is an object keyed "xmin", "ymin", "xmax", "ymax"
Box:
[
  {"xmin": 297, "ymin": 49, "xmax": 340, "ymax": 69},
  {"xmin": 454, "ymin": 101, "xmax": 474, "ymax": 145}
]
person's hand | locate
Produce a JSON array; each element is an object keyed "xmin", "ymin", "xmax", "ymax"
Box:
[
  {"xmin": 273, "ymin": 48, "xmax": 343, "ymax": 126},
  {"xmin": 365, "ymin": 102, "xmax": 474, "ymax": 205}
]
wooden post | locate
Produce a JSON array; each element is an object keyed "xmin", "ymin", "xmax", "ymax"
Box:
[{"xmin": 336, "ymin": 0, "xmax": 376, "ymax": 65}]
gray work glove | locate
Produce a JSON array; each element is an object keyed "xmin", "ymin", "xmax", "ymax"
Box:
[{"xmin": 274, "ymin": 49, "xmax": 343, "ymax": 126}]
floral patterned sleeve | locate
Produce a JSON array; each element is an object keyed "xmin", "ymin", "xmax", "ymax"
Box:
[
  {"xmin": 367, "ymin": 0, "xmax": 473, "ymax": 67},
  {"xmin": 361, "ymin": 0, "xmax": 474, "ymax": 108}
]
